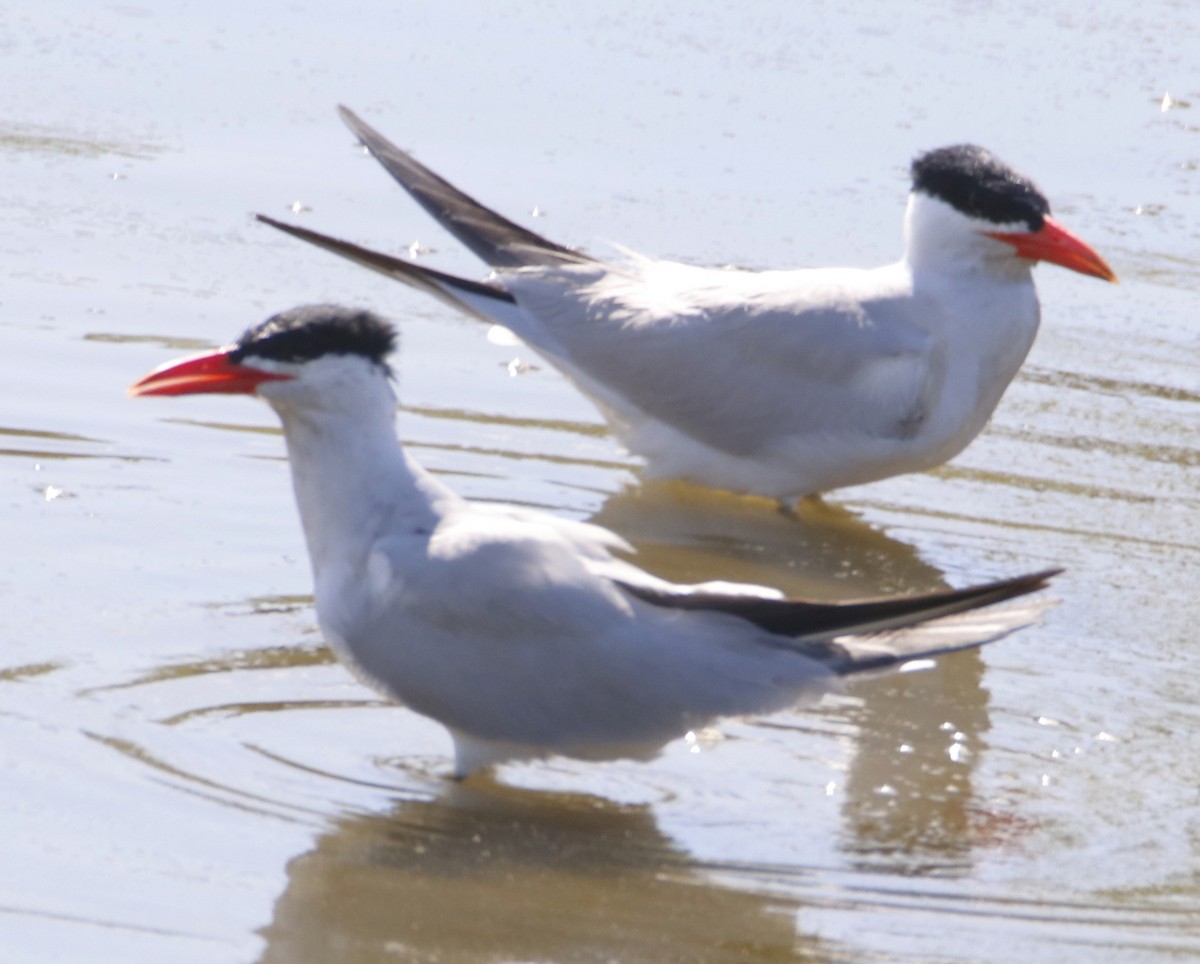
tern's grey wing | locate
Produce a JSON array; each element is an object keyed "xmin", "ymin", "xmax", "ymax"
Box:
[
  {"xmin": 364, "ymin": 510, "xmax": 837, "ymax": 753},
  {"xmin": 506, "ymin": 262, "xmax": 940, "ymax": 456}
]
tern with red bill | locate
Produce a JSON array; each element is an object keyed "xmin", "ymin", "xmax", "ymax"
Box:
[
  {"xmin": 256, "ymin": 108, "xmax": 1116, "ymax": 504},
  {"xmin": 131, "ymin": 305, "xmax": 1059, "ymax": 778}
]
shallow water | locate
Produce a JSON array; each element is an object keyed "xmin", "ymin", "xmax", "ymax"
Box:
[{"xmin": 3, "ymin": 1, "xmax": 1199, "ymax": 961}]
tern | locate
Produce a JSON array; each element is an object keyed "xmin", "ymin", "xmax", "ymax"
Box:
[
  {"xmin": 256, "ymin": 107, "xmax": 1116, "ymax": 504},
  {"xmin": 131, "ymin": 304, "xmax": 1059, "ymax": 778}
]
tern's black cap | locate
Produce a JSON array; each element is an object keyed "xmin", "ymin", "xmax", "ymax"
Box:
[
  {"xmin": 912, "ymin": 145, "xmax": 1049, "ymax": 231},
  {"xmin": 231, "ymin": 304, "xmax": 397, "ymax": 369}
]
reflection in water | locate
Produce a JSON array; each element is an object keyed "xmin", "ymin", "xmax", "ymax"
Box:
[
  {"xmin": 258, "ymin": 783, "xmax": 826, "ymax": 964},
  {"xmin": 84, "ymin": 332, "xmax": 219, "ymax": 352},
  {"xmin": 0, "ymin": 660, "xmax": 65, "ymax": 683},
  {"xmin": 1018, "ymin": 364, "xmax": 1200, "ymax": 408},
  {"xmin": 402, "ymin": 401, "xmax": 614, "ymax": 442},
  {"xmin": 589, "ymin": 483, "xmax": 998, "ymax": 875},
  {"xmin": 85, "ymin": 682, "xmax": 1194, "ymax": 963},
  {"xmin": 0, "ymin": 423, "xmax": 128, "ymax": 463},
  {"xmin": 589, "ymin": 479, "xmax": 948, "ymax": 597},
  {"xmin": 0, "ymin": 123, "xmax": 159, "ymax": 159},
  {"xmin": 839, "ymin": 654, "xmax": 992, "ymax": 876}
]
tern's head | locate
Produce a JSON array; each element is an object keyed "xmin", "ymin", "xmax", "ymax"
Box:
[
  {"xmin": 904, "ymin": 144, "xmax": 1116, "ymax": 283},
  {"xmin": 129, "ymin": 305, "xmax": 399, "ymax": 411}
]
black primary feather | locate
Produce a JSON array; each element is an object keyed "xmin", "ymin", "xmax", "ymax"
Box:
[
  {"xmin": 255, "ymin": 215, "xmax": 517, "ymax": 307},
  {"xmin": 231, "ymin": 304, "xmax": 397, "ymax": 369},
  {"xmin": 912, "ymin": 145, "xmax": 1050, "ymax": 230},
  {"xmin": 337, "ymin": 105, "xmax": 593, "ymax": 269},
  {"xmin": 618, "ymin": 568, "xmax": 1061, "ymax": 674}
]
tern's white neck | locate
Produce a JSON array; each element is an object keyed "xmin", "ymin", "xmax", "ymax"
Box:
[
  {"xmin": 902, "ymin": 192, "xmax": 1034, "ymax": 284},
  {"xmin": 261, "ymin": 360, "xmax": 457, "ymax": 575},
  {"xmin": 896, "ymin": 192, "xmax": 1042, "ymax": 459}
]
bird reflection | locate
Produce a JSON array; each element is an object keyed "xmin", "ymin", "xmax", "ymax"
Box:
[
  {"xmin": 257, "ymin": 781, "xmax": 827, "ymax": 964},
  {"xmin": 591, "ymin": 481, "xmax": 994, "ymax": 875},
  {"xmin": 839, "ymin": 653, "xmax": 990, "ymax": 875},
  {"xmin": 588, "ymin": 480, "xmax": 945, "ymax": 598}
]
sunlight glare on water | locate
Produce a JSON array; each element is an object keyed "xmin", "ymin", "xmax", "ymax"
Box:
[{"xmin": 1, "ymin": 1, "xmax": 1198, "ymax": 961}]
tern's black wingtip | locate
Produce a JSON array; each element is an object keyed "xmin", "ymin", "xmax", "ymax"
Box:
[
  {"xmin": 1031, "ymin": 566, "xmax": 1065, "ymax": 586},
  {"xmin": 337, "ymin": 104, "xmax": 370, "ymax": 137},
  {"xmin": 253, "ymin": 213, "xmax": 298, "ymax": 238}
]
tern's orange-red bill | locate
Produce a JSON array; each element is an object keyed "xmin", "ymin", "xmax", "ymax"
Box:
[
  {"xmin": 129, "ymin": 350, "xmax": 291, "ymax": 397},
  {"xmin": 986, "ymin": 216, "xmax": 1117, "ymax": 283}
]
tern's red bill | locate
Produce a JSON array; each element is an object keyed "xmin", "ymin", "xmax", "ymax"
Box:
[
  {"xmin": 128, "ymin": 349, "xmax": 292, "ymax": 397},
  {"xmin": 985, "ymin": 216, "xmax": 1117, "ymax": 283}
]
